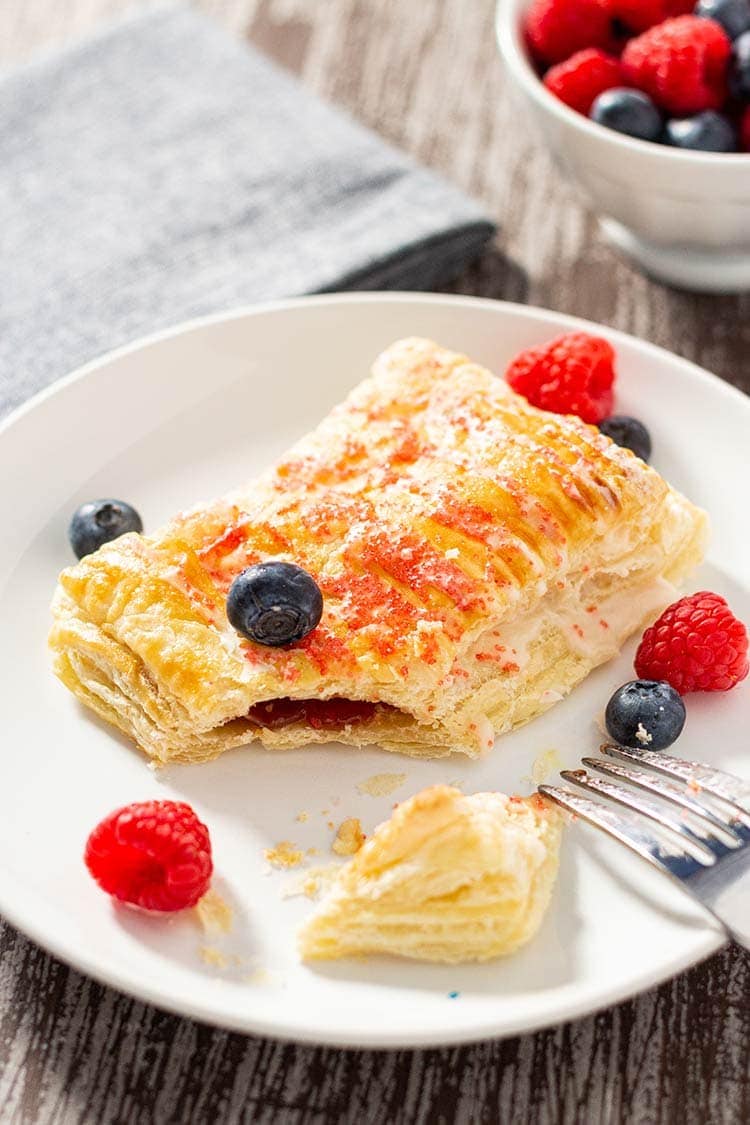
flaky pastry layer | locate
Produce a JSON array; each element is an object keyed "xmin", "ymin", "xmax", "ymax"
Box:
[
  {"xmin": 298, "ymin": 785, "xmax": 563, "ymax": 963},
  {"xmin": 50, "ymin": 338, "xmax": 708, "ymax": 763}
]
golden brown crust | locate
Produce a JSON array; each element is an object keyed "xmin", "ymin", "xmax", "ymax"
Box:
[
  {"xmin": 298, "ymin": 785, "xmax": 563, "ymax": 963},
  {"xmin": 49, "ymin": 338, "xmax": 708, "ymax": 763}
]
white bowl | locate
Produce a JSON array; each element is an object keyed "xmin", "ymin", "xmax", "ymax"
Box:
[{"xmin": 497, "ymin": 0, "xmax": 750, "ymax": 291}]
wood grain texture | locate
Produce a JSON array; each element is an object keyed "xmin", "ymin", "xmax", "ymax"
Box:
[{"xmin": 1, "ymin": 0, "xmax": 749, "ymax": 1121}]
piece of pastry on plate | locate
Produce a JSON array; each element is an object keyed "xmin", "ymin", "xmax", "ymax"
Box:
[
  {"xmin": 298, "ymin": 785, "xmax": 563, "ymax": 963},
  {"xmin": 49, "ymin": 337, "xmax": 707, "ymax": 765}
]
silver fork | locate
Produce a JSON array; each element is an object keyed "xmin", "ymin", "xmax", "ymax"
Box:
[{"xmin": 539, "ymin": 743, "xmax": 750, "ymax": 949}]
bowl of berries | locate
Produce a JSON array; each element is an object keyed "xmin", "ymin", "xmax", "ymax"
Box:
[{"xmin": 497, "ymin": 0, "xmax": 750, "ymax": 291}]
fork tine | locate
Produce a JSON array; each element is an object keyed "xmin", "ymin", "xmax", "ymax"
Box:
[
  {"xmin": 600, "ymin": 744, "xmax": 750, "ymax": 826},
  {"xmin": 560, "ymin": 769, "xmax": 719, "ymax": 864},
  {"xmin": 581, "ymin": 757, "xmax": 744, "ymax": 848},
  {"xmin": 539, "ymin": 784, "xmax": 709, "ymax": 880}
]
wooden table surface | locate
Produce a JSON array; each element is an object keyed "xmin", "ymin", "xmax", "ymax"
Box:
[{"xmin": 2, "ymin": 1, "xmax": 749, "ymax": 1121}]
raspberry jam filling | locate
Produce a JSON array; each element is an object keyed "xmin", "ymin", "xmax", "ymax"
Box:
[{"xmin": 247, "ymin": 697, "xmax": 385, "ymax": 730}]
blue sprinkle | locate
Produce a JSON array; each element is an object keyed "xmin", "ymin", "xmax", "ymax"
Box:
[{"xmin": 448, "ymin": 990, "xmax": 460, "ymax": 999}]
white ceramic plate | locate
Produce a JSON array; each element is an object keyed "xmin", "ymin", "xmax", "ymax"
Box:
[{"xmin": 1, "ymin": 294, "xmax": 748, "ymax": 1048}]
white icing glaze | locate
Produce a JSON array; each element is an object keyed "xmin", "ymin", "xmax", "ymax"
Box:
[{"xmin": 468, "ymin": 575, "xmax": 676, "ymax": 670}]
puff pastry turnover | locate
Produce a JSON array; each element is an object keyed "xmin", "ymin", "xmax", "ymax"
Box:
[
  {"xmin": 298, "ymin": 785, "xmax": 562, "ymax": 963},
  {"xmin": 49, "ymin": 338, "xmax": 707, "ymax": 764}
]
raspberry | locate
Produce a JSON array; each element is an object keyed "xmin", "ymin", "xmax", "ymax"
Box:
[
  {"xmin": 505, "ymin": 332, "xmax": 616, "ymax": 424},
  {"xmin": 741, "ymin": 105, "xmax": 750, "ymax": 150},
  {"xmin": 525, "ymin": 0, "xmax": 614, "ymax": 65},
  {"xmin": 85, "ymin": 800, "xmax": 213, "ymax": 911},
  {"xmin": 608, "ymin": 0, "xmax": 695, "ymax": 35},
  {"xmin": 544, "ymin": 49, "xmax": 624, "ymax": 114},
  {"xmin": 635, "ymin": 592, "xmax": 749, "ymax": 694},
  {"xmin": 622, "ymin": 16, "xmax": 731, "ymax": 114}
]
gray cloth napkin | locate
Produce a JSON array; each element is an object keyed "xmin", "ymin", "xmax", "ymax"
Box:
[{"xmin": 0, "ymin": 3, "xmax": 495, "ymax": 415}]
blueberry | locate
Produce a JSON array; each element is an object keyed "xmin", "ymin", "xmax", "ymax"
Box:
[
  {"xmin": 730, "ymin": 30, "xmax": 750, "ymax": 97},
  {"xmin": 69, "ymin": 499, "xmax": 143, "ymax": 559},
  {"xmin": 226, "ymin": 561, "xmax": 323, "ymax": 646},
  {"xmin": 664, "ymin": 111, "xmax": 737, "ymax": 152},
  {"xmin": 695, "ymin": 0, "xmax": 750, "ymax": 40},
  {"xmin": 598, "ymin": 415, "xmax": 652, "ymax": 462},
  {"xmin": 590, "ymin": 88, "xmax": 662, "ymax": 142},
  {"xmin": 605, "ymin": 680, "xmax": 686, "ymax": 751}
]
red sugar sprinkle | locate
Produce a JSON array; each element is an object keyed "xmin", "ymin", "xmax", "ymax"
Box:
[
  {"xmin": 294, "ymin": 628, "xmax": 355, "ymax": 676},
  {"xmin": 303, "ymin": 495, "xmax": 370, "ymax": 541},
  {"xmin": 419, "ymin": 631, "xmax": 441, "ymax": 666},
  {"xmin": 433, "ymin": 496, "xmax": 497, "ymax": 543},
  {"xmin": 197, "ymin": 522, "xmax": 248, "ymax": 566},
  {"xmin": 391, "ymin": 426, "xmax": 422, "ymax": 464},
  {"xmin": 321, "ymin": 566, "xmax": 428, "ymax": 664},
  {"xmin": 359, "ymin": 531, "xmax": 484, "ymax": 614}
]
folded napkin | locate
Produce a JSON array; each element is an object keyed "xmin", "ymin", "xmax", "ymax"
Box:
[{"xmin": 0, "ymin": 3, "xmax": 495, "ymax": 415}]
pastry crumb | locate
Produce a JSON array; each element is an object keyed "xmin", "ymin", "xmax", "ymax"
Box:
[
  {"xmin": 295, "ymin": 811, "xmax": 309, "ymax": 823},
  {"xmin": 530, "ymin": 748, "xmax": 563, "ymax": 785},
  {"xmin": 264, "ymin": 840, "xmax": 305, "ymax": 868},
  {"xmin": 194, "ymin": 888, "xmax": 233, "ymax": 935},
  {"xmin": 302, "ymin": 876, "xmax": 322, "ymax": 899},
  {"xmin": 282, "ymin": 864, "xmax": 339, "ymax": 900},
  {"xmin": 242, "ymin": 967, "xmax": 285, "ymax": 987},
  {"xmin": 199, "ymin": 945, "xmax": 228, "ymax": 969},
  {"xmin": 242, "ymin": 967, "xmax": 271, "ymax": 985},
  {"xmin": 332, "ymin": 817, "xmax": 366, "ymax": 856},
  {"xmin": 306, "ymin": 846, "xmax": 320, "ymax": 857},
  {"xmin": 357, "ymin": 772, "xmax": 407, "ymax": 797},
  {"xmin": 635, "ymin": 722, "xmax": 653, "ymax": 745}
]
